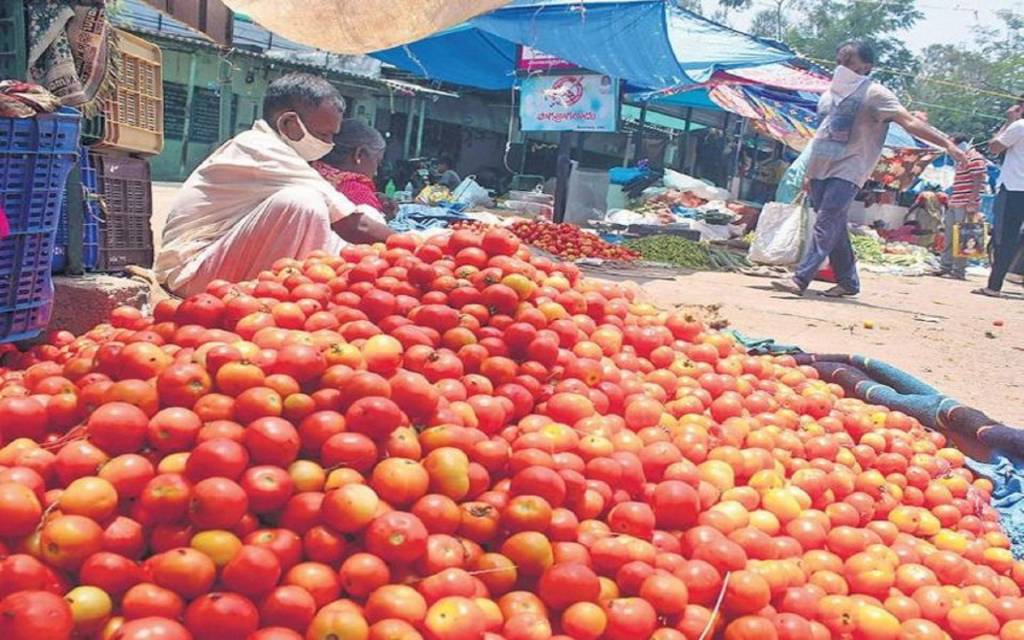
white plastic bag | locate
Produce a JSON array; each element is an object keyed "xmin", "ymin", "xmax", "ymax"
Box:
[
  {"xmin": 663, "ymin": 169, "xmax": 732, "ymax": 201},
  {"xmin": 452, "ymin": 176, "xmax": 492, "ymax": 208},
  {"xmin": 748, "ymin": 200, "xmax": 815, "ymax": 265}
]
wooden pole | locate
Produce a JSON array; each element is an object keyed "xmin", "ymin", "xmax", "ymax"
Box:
[
  {"xmin": 402, "ymin": 97, "xmax": 415, "ymax": 159},
  {"xmin": 414, "ymin": 99, "xmax": 426, "ymax": 158},
  {"xmin": 65, "ymin": 161, "xmax": 84, "ymax": 274},
  {"xmin": 681, "ymin": 107, "xmax": 693, "ymax": 172},
  {"xmin": 178, "ymin": 55, "xmax": 199, "ymax": 177},
  {"xmin": 553, "ymin": 131, "xmax": 573, "ymax": 222},
  {"xmin": 633, "ymin": 101, "xmax": 648, "ymax": 163}
]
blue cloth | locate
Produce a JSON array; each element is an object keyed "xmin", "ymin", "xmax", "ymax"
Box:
[
  {"xmin": 669, "ymin": 206, "xmax": 701, "ymax": 219},
  {"xmin": 372, "ymin": 1, "xmax": 792, "ymax": 90},
  {"xmin": 964, "ymin": 455, "xmax": 1024, "ymax": 559},
  {"xmin": 609, "ymin": 167, "xmax": 648, "ymax": 185},
  {"xmin": 390, "ymin": 205, "xmax": 471, "ymax": 232},
  {"xmin": 794, "ymin": 178, "xmax": 860, "ymax": 293},
  {"xmin": 724, "ymin": 329, "xmax": 802, "ymax": 355}
]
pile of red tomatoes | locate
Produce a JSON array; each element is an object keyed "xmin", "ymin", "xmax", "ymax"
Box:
[
  {"xmin": 0, "ymin": 227, "xmax": 1021, "ymax": 640},
  {"xmin": 452, "ymin": 220, "xmax": 638, "ymax": 263}
]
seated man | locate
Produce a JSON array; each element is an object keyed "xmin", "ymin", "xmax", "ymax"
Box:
[{"xmin": 155, "ymin": 73, "xmax": 391, "ymax": 297}]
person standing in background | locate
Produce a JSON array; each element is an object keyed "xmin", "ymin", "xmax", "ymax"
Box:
[
  {"xmin": 935, "ymin": 134, "xmax": 988, "ymax": 280},
  {"xmin": 773, "ymin": 40, "xmax": 966, "ymax": 298},
  {"xmin": 436, "ymin": 156, "xmax": 461, "ymax": 190},
  {"xmin": 975, "ymin": 98, "xmax": 1024, "ymax": 297}
]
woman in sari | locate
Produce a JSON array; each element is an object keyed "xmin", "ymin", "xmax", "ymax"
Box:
[{"xmin": 313, "ymin": 119, "xmax": 396, "ymax": 216}]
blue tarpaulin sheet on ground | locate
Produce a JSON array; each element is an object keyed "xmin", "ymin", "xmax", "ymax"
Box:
[
  {"xmin": 966, "ymin": 456, "xmax": 1024, "ymax": 557},
  {"xmin": 372, "ymin": 0, "xmax": 792, "ymax": 91}
]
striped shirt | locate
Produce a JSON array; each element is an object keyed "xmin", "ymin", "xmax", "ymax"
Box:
[{"xmin": 949, "ymin": 150, "xmax": 987, "ymax": 209}]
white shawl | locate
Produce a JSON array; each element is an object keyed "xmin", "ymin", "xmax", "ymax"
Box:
[{"xmin": 155, "ymin": 120, "xmax": 372, "ymax": 286}]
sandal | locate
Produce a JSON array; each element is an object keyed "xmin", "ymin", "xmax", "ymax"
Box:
[
  {"xmin": 971, "ymin": 288, "xmax": 1002, "ymax": 298},
  {"xmin": 771, "ymin": 278, "xmax": 805, "ymax": 297},
  {"xmin": 820, "ymin": 285, "xmax": 858, "ymax": 298}
]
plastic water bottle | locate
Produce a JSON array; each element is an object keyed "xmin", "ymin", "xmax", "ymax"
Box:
[{"xmin": 385, "ymin": 180, "xmax": 397, "ymax": 198}]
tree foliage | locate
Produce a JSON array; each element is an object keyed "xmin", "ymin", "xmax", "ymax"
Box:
[
  {"xmin": 908, "ymin": 10, "xmax": 1024, "ymax": 141},
  {"xmin": 731, "ymin": 0, "xmax": 1022, "ymax": 140},
  {"xmin": 758, "ymin": 0, "xmax": 923, "ymax": 94}
]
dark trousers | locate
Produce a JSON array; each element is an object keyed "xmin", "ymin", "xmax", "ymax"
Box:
[
  {"xmin": 988, "ymin": 187, "xmax": 1024, "ymax": 291},
  {"xmin": 794, "ymin": 178, "xmax": 861, "ymax": 293},
  {"xmin": 1009, "ymin": 245, "xmax": 1024, "ymax": 277}
]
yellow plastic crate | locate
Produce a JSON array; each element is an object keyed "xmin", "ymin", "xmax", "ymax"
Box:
[{"xmin": 92, "ymin": 30, "xmax": 164, "ymax": 156}]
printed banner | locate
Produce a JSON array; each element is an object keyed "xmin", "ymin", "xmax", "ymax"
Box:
[
  {"xmin": 516, "ymin": 46, "xmax": 579, "ymax": 72},
  {"xmin": 520, "ymin": 74, "xmax": 619, "ymax": 132}
]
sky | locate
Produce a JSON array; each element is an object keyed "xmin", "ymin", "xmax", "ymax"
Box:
[
  {"xmin": 902, "ymin": 0, "xmax": 1019, "ymax": 50},
  {"xmin": 729, "ymin": 0, "xmax": 1019, "ymax": 52}
]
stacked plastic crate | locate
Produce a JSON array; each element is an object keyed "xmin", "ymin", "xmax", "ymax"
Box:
[
  {"xmin": 52, "ymin": 150, "xmax": 100, "ymax": 272},
  {"xmin": 82, "ymin": 29, "xmax": 164, "ymax": 273},
  {"xmin": 0, "ymin": 109, "xmax": 81, "ymax": 342}
]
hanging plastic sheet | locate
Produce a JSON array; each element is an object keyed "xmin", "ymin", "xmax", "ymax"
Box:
[{"xmin": 372, "ymin": 1, "xmax": 792, "ymax": 91}]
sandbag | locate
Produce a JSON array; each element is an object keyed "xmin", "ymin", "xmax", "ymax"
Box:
[
  {"xmin": 221, "ymin": 0, "xmax": 509, "ymax": 54},
  {"xmin": 748, "ymin": 200, "xmax": 814, "ymax": 266}
]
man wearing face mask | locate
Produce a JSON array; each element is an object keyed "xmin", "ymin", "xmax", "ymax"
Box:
[
  {"xmin": 773, "ymin": 40, "xmax": 966, "ymax": 298},
  {"xmin": 155, "ymin": 73, "xmax": 390, "ymax": 297}
]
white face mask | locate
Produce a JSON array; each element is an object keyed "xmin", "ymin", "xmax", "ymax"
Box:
[
  {"xmin": 276, "ymin": 112, "xmax": 335, "ymax": 161},
  {"xmin": 830, "ymin": 64, "xmax": 869, "ymax": 100}
]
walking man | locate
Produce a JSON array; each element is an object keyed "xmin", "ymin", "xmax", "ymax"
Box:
[
  {"xmin": 935, "ymin": 134, "xmax": 988, "ymax": 280},
  {"xmin": 975, "ymin": 98, "xmax": 1024, "ymax": 297},
  {"xmin": 774, "ymin": 40, "xmax": 966, "ymax": 297}
]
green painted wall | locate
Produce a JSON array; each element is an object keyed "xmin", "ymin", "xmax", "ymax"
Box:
[
  {"xmin": 149, "ymin": 41, "xmax": 281, "ymax": 182},
  {"xmin": 146, "ymin": 36, "xmax": 379, "ymax": 183}
]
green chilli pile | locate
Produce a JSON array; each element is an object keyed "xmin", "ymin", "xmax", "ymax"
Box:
[
  {"xmin": 851, "ymin": 235, "xmax": 886, "ymax": 264},
  {"xmin": 624, "ymin": 235, "xmax": 750, "ymax": 271}
]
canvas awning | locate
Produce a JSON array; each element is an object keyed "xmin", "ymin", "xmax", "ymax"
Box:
[{"xmin": 218, "ymin": 0, "xmax": 511, "ymax": 54}]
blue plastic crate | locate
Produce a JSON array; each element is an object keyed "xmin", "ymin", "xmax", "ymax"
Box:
[
  {"xmin": 0, "ymin": 108, "xmax": 81, "ymax": 343},
  {"xmin": 53, "ymin": 150, "xmax": 101, "ymax": 272}
]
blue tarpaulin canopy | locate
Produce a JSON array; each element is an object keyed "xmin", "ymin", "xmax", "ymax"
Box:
[
  {"xmin": 373, "ymin": 25, "xmax": 518, "ymax": 90},
  {"xmin": 372, "ymin": 0, "xmax": 792, "ymax": 91}
]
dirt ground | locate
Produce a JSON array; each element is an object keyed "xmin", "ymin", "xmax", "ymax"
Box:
[{"xmin": 631, "ymin": 269, "xmax": 1024, "ymax": 426}]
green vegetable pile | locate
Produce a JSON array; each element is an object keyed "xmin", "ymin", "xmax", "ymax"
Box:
[
  {"xmin": 851, "ymin": 234, "xmax": 886, "ymax": 264},
  {"xmin": 624, "ymin": 235, "xmax": 750, "ymax": 271}
]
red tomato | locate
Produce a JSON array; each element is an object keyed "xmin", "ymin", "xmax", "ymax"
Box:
[{"xmin": 0, "ymin": 591, "xmax": 73, "ymax": 640}]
